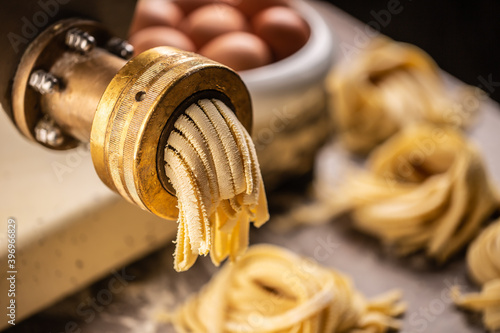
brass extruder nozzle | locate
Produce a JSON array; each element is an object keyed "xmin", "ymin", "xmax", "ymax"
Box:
[{"xmin": 10, "ymin": 19, "xmax": 252, "ymax": 220}]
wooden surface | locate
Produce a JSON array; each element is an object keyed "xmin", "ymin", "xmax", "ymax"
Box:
[{"xmin": 8, "ymin": 2, "xmax": 500, "ymax": 332}]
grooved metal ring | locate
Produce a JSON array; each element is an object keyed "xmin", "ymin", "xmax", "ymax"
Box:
[{"xmin": 90, "ymin": 46, "xmax": 252, "ymax": 220}]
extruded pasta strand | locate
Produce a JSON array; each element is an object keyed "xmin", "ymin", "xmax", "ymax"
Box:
[{"xmin": 165, "ymin": 99, "xmax": 269, "ymax": 272}]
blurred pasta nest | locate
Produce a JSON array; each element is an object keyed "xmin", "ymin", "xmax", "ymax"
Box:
[
  {"xmin": 309, "ymin": 125, "xmax": 498, "ymax": 262},
  {"xmin": 467, "ymin": 219, "xmax": 500, "ymax": 285},
  {"xmin": 327, "ymin": 37, "xmax": 480, "ymax": 154},
  {"xmin": 170, "ymin": 244, "xmax": 406, "ymax": 333},
  {"xmin": 453, "ymin": 220, "xmax": 500, "ymax": 331}
]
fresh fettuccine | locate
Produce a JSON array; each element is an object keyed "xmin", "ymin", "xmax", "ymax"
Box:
[
  {"xmin": 452, "ymin": 220, "xmax": 500, "ymax": 331},
  {"xmin": 170, "ymin": 244, "xmax": 406, "ymax": 333},
  {"xmin": 297, "ymin": 125, "xmax": 497, "ymax": 263},
  {"xmin": 165, "ymin": 99, "xmax": 269, "ymax": 272},
  {"xmin": 327, "ymin": 37, "xmax": 478, "ymax": 154}
]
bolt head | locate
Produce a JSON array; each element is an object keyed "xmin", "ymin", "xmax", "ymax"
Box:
[
  {"xmin": 107, "ymin": 37, "xmax": 134, "ymax": 59},
  {"xmin": 35, "ymin": 117, "xmax": 65, "ymax": 147},
  {"xmin": 77, "ymin": 36, "xmax": 95, "ymax": 53},
  {"xmin": 119, "ymin": 43, "xmax": 134, "ymax": 59},
  {"xmin": 29, "ymin": 70, "xmax": 59, "ymax": 94},
  {"xmin": 66, "ymin": 28, "xmax": 96, "ymax": 53}
]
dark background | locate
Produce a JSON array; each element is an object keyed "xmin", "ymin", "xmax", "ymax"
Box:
[{"xmin": 321, "ymin": 0, "xmax": 500, "ymax": 103}]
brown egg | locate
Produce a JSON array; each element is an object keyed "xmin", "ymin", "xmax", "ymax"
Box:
[
  {"xmin": 180, "ymin": 3, "xmax": 248, "ymax": 48},
  {"xmin": 236, "ymin": 0, "xmax": 290, "ymax": 17},
  {"xmin": 199, "ymin": 32, "xmax": 272, "ymax": 71},
  {"xmin": 129, "ymin": 0, "xmax": 184, "ymax": 36},
  {"xmin": 252, "ymin": 6, "xmax": 310, "ymax": 61},
  {"xmin": 129, "ymin": 26, "xmax": 196, "ymax": 55}
]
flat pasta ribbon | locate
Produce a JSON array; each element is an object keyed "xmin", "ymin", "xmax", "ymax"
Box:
[
  {"xmin": 169, "ymin": 244, "xmax": 406, "ymax": 333},
  {"xmin": 327, "ymin": 37, "xmax": 479, "ymax": 154},
  {"xmin": 165, "ymin": 99, "xmax": 269, "ymax": 272},
  {"xmin": 452, "ymin": 220, "xmax": 500, "ymax": 331}
]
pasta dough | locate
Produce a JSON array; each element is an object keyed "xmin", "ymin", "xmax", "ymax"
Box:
[
  {"xmin": 165, "ymin": 99, "xmax": 269, "ymax": 272},
  {"xmin": 452, "ymin": 220, "xmax": 500, "ymax": 331},
  {"xmin": 294, "ymin": 125, "xmax": 498, "ymax": 262},
  {"xmin": 170, "ymin": 244, "xmax": 406, "ymax": 333},
  {"xmin": 327, "ymin": 37, "xmax": 478, "ymax": 154}
]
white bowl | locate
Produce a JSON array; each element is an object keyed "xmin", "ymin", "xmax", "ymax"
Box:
[
  {"xmin": 241, "ymin": 0, "xmax": 336, "ymax": 188},
  {"xmin": 241, "ymin": 0, "xmax": 335, "ymax": 93}
]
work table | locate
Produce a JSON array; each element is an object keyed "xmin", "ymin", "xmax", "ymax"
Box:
[{"xmin": 7, "ymin": 2, "xmax": 499, "ymax": 332}]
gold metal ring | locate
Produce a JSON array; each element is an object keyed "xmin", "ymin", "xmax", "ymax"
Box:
[{"xmin": 91, "ymin": 47, "xmax": 252, "ymax": 220}]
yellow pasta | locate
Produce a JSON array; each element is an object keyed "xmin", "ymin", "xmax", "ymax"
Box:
[
  {"xmin": 327, "ymin": 37, "xmax": 478, "ymax": 154},
  {"xmin": 165, "ymin": 99, "xmax": 269, "ymax": 272},
  {"xmin": 295, "ymin": 125, "xmax": 497, "ymax": 263},
  {"xmin": 169, "ymin": 244, "xmax": 406, "ymax": 333},
  {"xmin": 452, "ymin": 220, "xmax": 500, "ymax": 331}
]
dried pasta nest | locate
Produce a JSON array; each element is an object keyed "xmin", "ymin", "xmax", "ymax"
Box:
[
  {"xmin": 305, "ymin": 125, "xmax": 498, "ymax": 263},
  {"xmin": 169, "ymin": 244, "xmax": 406, "ymax": 333},
  {"xmin": 327, "ymin": 37, "xmax": 479, "ymax": 154},
  {"xmin": 452, "ymin": 220, "xmax": 500, "ymax": 331},
  {"xmin": 467, "ymin": 219, "xmax": 500, "ymax": 285}
]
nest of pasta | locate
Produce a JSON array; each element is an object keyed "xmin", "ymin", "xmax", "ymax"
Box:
[
  {"xmin": 292, "ymin": 125, "xmax": 498, "ymax": 263},
  {"xmin": 327, "ymin": 37, "xmax": 479, "ymax": 154},
  {"xmin": 169, "ymin": 244, "xmax": 406, "ymax": 333},
  {"xmin": 453, "ymin": 219, "xmax": 500, "ymax": 331}
]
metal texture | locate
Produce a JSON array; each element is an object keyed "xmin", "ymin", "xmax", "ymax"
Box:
[
  {"xmin": 12, "ymin": 19, "xmax": 117, "ymax": 150},
  {"xmin": 0, "ymin": 0, "xmax": 136, "ymax": 121},
  {"xmin": 91, "ymin": 47, "xmax": 253, "ymax": 220},
  {"xmin": 11, "ymin": 18, "xmax": 253, "ymax": 221},
  {"xmin": 42, "ymin": 48, "xmax": 125, "ymax": 142}
]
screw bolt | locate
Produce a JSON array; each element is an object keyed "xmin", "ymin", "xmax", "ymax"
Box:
[
  {"xmin": 65, "ymin": 28, "xmax": 96, "ymax": 53},
  {"xmin": 106, "ymin": 37, "xmax": 134, "ymax": 59},
  {"xmin": 34, "ymin": 116, "xmax": 65, "ymax": 148},
  {"xmin": 29, "ymin": 70, "xmax": 59, "ymax": 94}
]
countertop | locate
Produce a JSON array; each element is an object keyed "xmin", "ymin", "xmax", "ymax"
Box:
[{"xmin": 7, "ymin": 2, "xmax": 500, "ymax": 332}]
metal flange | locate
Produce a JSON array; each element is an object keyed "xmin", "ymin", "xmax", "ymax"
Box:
[{"xmin": 11, "ymin": 19, "xmax": 120, "ymax": 150}]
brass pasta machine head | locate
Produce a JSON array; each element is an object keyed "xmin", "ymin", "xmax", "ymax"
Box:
[{"xmin": 5, "ymin": 18, "xmax": 253, "ymax": 220}]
